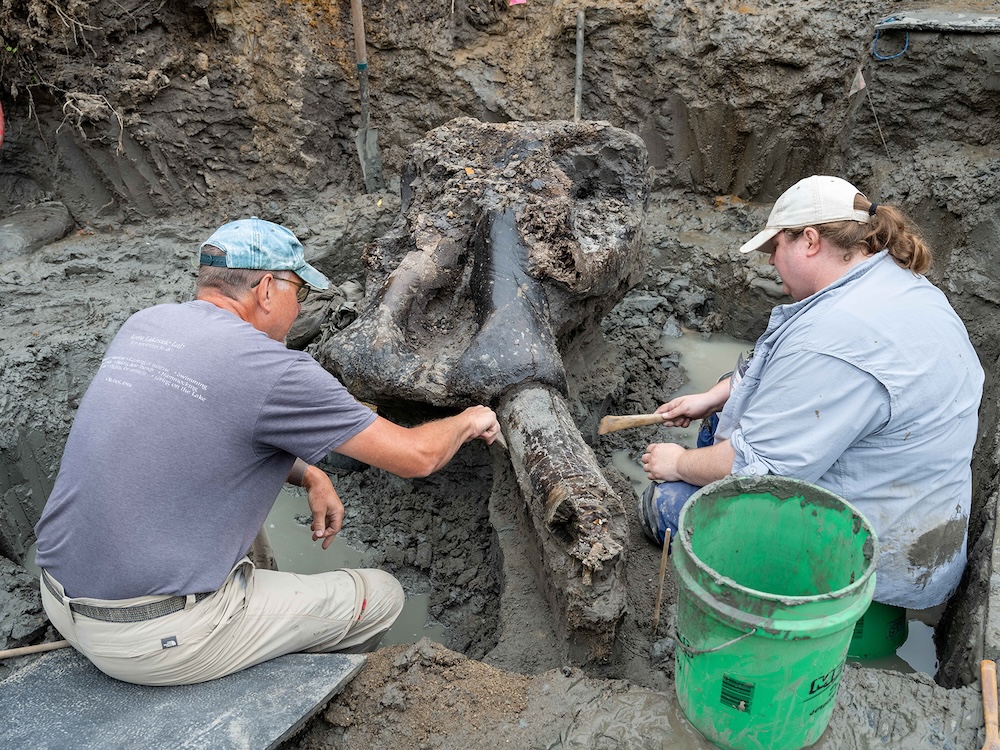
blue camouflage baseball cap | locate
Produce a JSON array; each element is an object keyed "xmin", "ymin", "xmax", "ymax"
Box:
[{"xmin": 199, "ymin": 217, "xmax": 330, "ymax": 290}]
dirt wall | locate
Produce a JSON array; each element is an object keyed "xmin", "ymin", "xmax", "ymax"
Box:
[{"xmin": 8, "ymin": 1, "xmax": 996, "ymax": 216}]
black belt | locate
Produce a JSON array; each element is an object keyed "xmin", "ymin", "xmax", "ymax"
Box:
[{"xmin": 43, "ymin": 571, "xmax": 212, "ymax": 623}]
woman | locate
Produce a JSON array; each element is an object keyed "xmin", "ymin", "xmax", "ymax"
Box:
[{"xmin": 641, "ymin": 175, "xmax": 983, "ymax": 613}]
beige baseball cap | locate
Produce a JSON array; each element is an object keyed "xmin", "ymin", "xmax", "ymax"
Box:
[{"xmin": 738, "ymin": 175, "xmax": 872, "ymax": 254}]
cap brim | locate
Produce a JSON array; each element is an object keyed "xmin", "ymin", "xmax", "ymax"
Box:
[
  {"xmin": 739, "ymin": 227, "xmax": 782, "ymax": 254},
  {"xmin": 295, "ymin": 262, "xmax": 331, "ymax": 290}
]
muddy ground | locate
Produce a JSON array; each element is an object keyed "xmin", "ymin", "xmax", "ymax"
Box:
[{"xmin": 2, "ymin": 1, "xmax": 1000, "ymax": 748}]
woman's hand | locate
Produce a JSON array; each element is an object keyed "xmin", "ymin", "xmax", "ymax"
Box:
[
  {"xmin": 642, "ymin": 442, "xmax": 687, "ymax": 482},
  {"xmin": 655, "ymin": 377, "xmax": 732, "ymax": 426}
]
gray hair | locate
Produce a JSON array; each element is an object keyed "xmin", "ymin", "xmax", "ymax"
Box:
[{"xmin": 195, "ymin": 245, "xmax": 269, "ymax": 300}]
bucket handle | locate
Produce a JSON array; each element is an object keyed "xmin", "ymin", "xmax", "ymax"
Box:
[{"xmin": 675, "ymin": 627, "xmax": 758, "ymax": 656}]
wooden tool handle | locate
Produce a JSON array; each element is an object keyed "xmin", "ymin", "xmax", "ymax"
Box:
[
  {"xmin": 598, "ymin": 413, "xmax": 665, "ymax": 435},
  {"xmin": 0, "ymin": 640, "xmax": 71, "ymax": 661},
  {"xmin": 983, "ymin": 660, "xmax": 1000, "ymax": 742},
  {"xmin": 651, "ymin": 528, "xmax": 671, "ymax": 638},
  {"xmin": 350, "ymin": 0, "xmax": 367, "ymax": 66}
]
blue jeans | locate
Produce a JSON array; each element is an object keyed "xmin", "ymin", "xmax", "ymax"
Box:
[
  {"xmin": 639, "ymin": 414, "xmax": 718, "ymax": 546},
  {"xmin": 640, "ymin": 480, "xmax": 699, "ymax": 547}
]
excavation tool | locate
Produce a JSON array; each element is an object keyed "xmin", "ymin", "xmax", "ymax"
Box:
[
  {"xmin": 350, "ymin": 0, "xmax": 384, "ymax": 193},
  {"xmin": 598, "ymin": 413, "xmax": 675, "ymax": 435},
  {"xmin": 983, "ymin": 659, "xmax": 1000, "ymax": 750},
  {"xmin": 651, "ymin": 528, "xmax": 671, "ymax": 637},
  {"xmin": 0, "ymin": 640, "xmax": 70, "ymax": 661}
]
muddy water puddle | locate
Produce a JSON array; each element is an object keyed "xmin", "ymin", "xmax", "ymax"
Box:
[
  {"xmin": 611, "ymin": 327, "xmax": 751, "ymax": 490},
  {"xmin": 856, "ymin": 605, "xmax": 942, "ymax": 676},
  {"xmin": 613, "ymin": 329, "xmax": 941, "ymax": 677},
  {"xmin": 265, "ymin": 487, "xmax": 448, "ymax": 646}
]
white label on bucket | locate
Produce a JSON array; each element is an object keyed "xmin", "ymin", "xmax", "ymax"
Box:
[{"xmin": 720, "ymin": 675, "xmax": 755, "ymax": 712}]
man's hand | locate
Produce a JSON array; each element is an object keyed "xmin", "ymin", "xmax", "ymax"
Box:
[
  {"xmin": 642, "ymin": 442, "xmax": 687, "ymax": 482},
  {"xmin": 301, "ymin": 464, "xmax": 344, "ymax": 550},
  {"xmin": 463, "ymin": 405, "xmax": 502, "ymax": 444}
]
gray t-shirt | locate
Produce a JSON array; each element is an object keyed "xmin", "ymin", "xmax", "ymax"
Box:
[{"xmin": 34, "ymin": 301, "xmax": 377, "ymax": 599}]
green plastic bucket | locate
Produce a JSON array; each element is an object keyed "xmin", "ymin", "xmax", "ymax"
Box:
[
  {"xmin": 673, "ymin": 476, "xmax": 878, "ymax": 750},
  {"xmin": 847, "ymin": 601, "xmax": 907, "ymax": 660}
]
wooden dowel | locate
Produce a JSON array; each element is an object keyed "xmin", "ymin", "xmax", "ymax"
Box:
[
  {"xmin": 574, "ymin": 9, "xmax": 585, "ymax": 121},
  {"xmin": 0, "ymin": 640, "xmax": 71, "ymax": 661},
  {"xmin": 651, "ymin": 529, "xmax": 671, "ymax": 638}
]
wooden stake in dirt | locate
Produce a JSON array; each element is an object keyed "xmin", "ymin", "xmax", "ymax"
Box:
[
  {"xmin": 574, "ymin": 10, "xmax": 585, "ymax": 121},
  {"xmin": 0, "ymin": 640, "xmax": 71, "ymax": 661},
  {"xmin": 651, "ymin": 528, "xmax": 671, "ymax": 638},
  {"xmin": 982, "ymin": 659, "xmax": 1000, "ymax": 750}
]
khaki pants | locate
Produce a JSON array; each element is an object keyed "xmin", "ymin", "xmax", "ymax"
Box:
[{"xmin": 40, "ymin": 559, "xmax": 403, "ymax": 686}]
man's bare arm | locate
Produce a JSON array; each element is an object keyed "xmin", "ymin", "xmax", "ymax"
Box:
[{"xmin": 335, "ymin": 406, "xmax": 501, "ymax": 478}]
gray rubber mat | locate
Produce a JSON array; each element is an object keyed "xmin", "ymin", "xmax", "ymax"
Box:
[{"xmin": 0, "ymin": 647, "xmax": 365, "ymax": 749}]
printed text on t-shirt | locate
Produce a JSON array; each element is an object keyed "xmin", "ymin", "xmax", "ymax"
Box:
[{"xmin": 99, "ymin": 355, "xmax": 208, "ymax": 402}]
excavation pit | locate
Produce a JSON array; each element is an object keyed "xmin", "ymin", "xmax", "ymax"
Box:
[{"xmin": 2, "ymin": 2, "xmax": 1000, "ymax": 747}]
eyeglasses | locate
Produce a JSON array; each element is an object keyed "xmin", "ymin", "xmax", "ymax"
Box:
[{"xmin": 251, "ymin": 274, "xmax": 310, "ymax": 303}]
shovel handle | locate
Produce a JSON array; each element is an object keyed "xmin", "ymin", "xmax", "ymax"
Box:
[
  {"xmin": 350, "ymin": 0, "xmax": 367, "ymax": 67},
  {"xmin": 598, "ymin": 413, "xmax": 667, "ymax": 435},
  {"xmin": 984, "ymin": 660, "xmax": 1000, "ymax": 744}
]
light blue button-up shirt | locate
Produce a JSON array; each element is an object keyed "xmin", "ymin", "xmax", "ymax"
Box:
[{"xmin": 717, "ymin": 250, "xmax": 984, "ymax": 608}]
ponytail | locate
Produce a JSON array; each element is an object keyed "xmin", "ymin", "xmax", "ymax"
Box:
[{"xmin": 814, "ymin": 195, "xmax": 933, "ymax": 275}]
